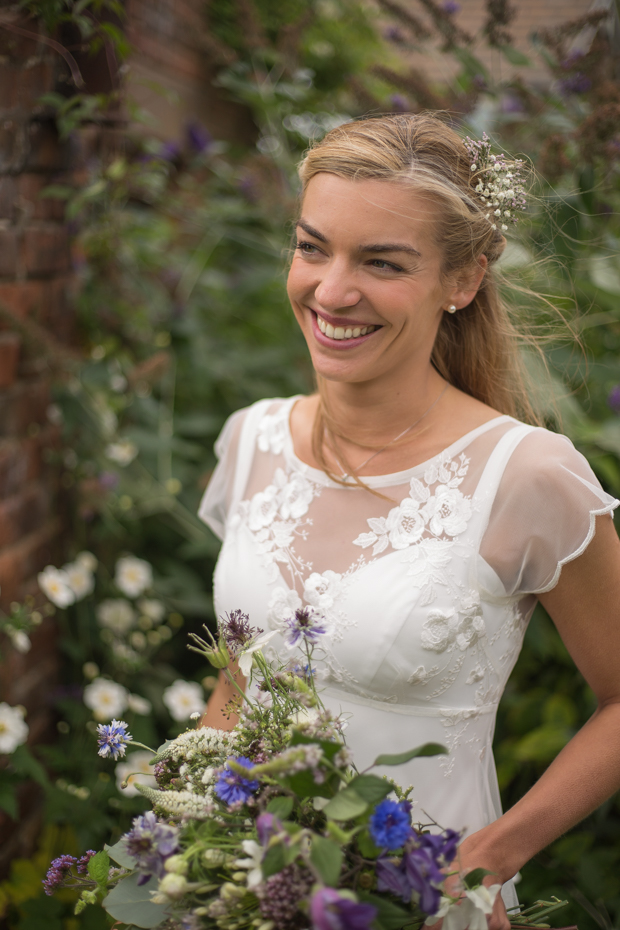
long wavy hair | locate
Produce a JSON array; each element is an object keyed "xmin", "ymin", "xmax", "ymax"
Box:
[{"xmin": 296, "ymin": 112, "xmax": 543, "ymax": 487}]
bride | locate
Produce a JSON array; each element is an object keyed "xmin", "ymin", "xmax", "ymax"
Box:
[{"xmin": 196, "ymin": 114, "xmax": 620, "ymax": 927}]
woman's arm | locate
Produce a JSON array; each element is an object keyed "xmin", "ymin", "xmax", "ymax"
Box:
[
  {"xmin": 198, "ymin": 664, "xmax": 245, "ymax": 730},
  {"xmin": 454, "ymin": 513, "xmax": 620, "ymax": 926}
]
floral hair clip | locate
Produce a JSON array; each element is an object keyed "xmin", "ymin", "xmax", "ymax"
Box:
[{"xmin": 463, "ymin": 132, "xmax": 527, "ymax": 232}]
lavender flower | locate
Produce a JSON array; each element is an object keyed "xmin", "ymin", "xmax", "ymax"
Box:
[
  {"xmin": 442, "ymin": 0, "xmax": 460, "ymax": 13},
  {"xmin": 369, "ymin": 799, "xmax": 412, "ymax": 850},
  {"xmin": 43, "ymin": 855, "xmax": 77, "ymax": 895},
  {"xmin": 214, "ymin": 756, "xmax": 258, "ymax": 806},
  {"xmin": 96, "ymin": 719, "xmax": 132, "ymax": 760},
  {"xmin": 124, "ymin": 811, "xmax": 180, "ymax": 882},
  {"xmin": 310, "ymin": 887, "xmax": 378, "ymax": 930},
  {"xmin": 286, "ymin": 607, "xmax": 327, "ymax": 647},
  {"xmin": 76, "ymin": 850, "xmax": 96, "ymax": 875}
]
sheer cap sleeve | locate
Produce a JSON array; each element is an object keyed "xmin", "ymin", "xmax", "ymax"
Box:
[
  {"xmin": 197, "ymin": 408, "xmax": 247, "ymax": 541},
  {"xmin": 480, "ymin": 428, "xmax": 619, "ymax": 596}
]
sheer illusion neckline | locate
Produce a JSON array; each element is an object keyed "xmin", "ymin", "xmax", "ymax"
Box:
[{"xmin": 283, "ymin": 396, "xmax": 514, "ymax": 489}]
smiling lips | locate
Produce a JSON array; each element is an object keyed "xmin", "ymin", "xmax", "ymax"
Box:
[{"xmin": 313, "ymin": 311, "xmax": 380, "ymax": 343}]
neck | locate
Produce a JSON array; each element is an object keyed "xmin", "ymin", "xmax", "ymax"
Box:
[{"xmin": 319, "ymin": 362, "xmax": 446, "ymax": 450}]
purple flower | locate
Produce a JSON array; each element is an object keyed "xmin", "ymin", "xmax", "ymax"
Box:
[
  {"xmin": 124, "ymin": 811, "xmax": 180, "ymax": 883},
  {"xmin": 369, "ymin": 800, "xmax": 412, "ymax": 850},
  {"xmin": 418, "ymin": 828, "xmax": 460, "ymax": 866},
  {"xmin": 99, "ymin": 471, "xmax": 119, "ymax": 490},
  {"xmin": 214, "ymin": 756, "xmax": 259, "ymax": 806},
  {"xmin": 286, "ymin": 607, "xmax": 327, "ymax": 647},
  {"xmin": 442, "ymin": 0, "xmax": 460, "ymax": 13},
  {"xmin": 310, "ymin": 888, "xmax": 377, "ymax": 930},
  {"xmin": 96, "ymin": 719, "xmax": 132, "ymax": 760},
  {"xmin": 559, "ymin": 73, "xmax": 592, "ymax": 96},
  {"xmin": 390, "ymin": 94, "xmax": 408, "ymax": 112},
  {"xmin": 384, "ymin": 25, "xmax": 405, "ymax": 43},
  {"xmin": 221, "ymin": 610, "xmax": 261, "ymax": 655},
  {"xmin": 76, "ymin": 850, "xmax": 96, "ymax": 875},
  {"xmin": 159, "ymin": 140, "xmax": 181, "ymax": 162},
  {"xmin": 186, "ymin": 120, "xmax": 213, "ymax": 154},
  {"xmin": 256, "ymin": 812, "xmax": 282, "ymax": 845},
  {"xmin": 43, "ymin": 855, "xmax": 77, "ymax": 895},
  {"xmin": 376, "ymin": 857, "xmax": 412, "ymax": 902},
  {"xmin": 608, "ymin": 385, "xmax": 620, "ymax": 413},
  {"xmin": 403, "ymin": 845, "xmax": 444, "ymax": 914}
]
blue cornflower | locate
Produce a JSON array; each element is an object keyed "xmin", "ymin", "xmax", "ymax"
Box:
[
  {"xmin": 369, "ymin": 799, "xmax": 412, "ymax": 851},
  {"xmin": 124, "ymin": 811, "xmax": 180, "ymax": 883},
  {"xmin": 96, "ymin": 719, "xmax": 132, "ymax": 760},
  {"xmin": 214, "ymin": 756, "xmax": 259, "ymax": 806},
  {"xmin": 286, "ymin": 608, "xmax": 327, "ymax": 648}
]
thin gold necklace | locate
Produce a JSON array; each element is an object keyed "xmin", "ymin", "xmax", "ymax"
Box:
[{"xmin": 329, "ymin": 382, "xmax": 450, "ymax": 483}]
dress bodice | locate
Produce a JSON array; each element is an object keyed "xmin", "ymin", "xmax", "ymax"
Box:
[{"xmin": 198, "ymin": 396, "xmax": 618, "ymax": 907}]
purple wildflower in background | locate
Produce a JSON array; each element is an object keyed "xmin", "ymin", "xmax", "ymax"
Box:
[
  {"xmin": 43, "ymin": 855, "xmax": 77, "ymax": 895},
  {"xmin": 384, "ymin": 25, "xmax": 405, "ymax": 43},
  {"xmin": 124, "ymin": 811, "xmax": 180, "ymax": 883},
  {"xmin": 442, "ymin": 0, "xmax": 460, "ymax": 13},
  {"xmin": 159, "ymin": 140, "xmax": 181, "ymax": 162},
  {"xmin": 608, "ymin": 385, "xmax": 620, "ymax": 413},
  {"xmin": 390, "ymin": 94, "xmax": 408, "ymax": 112},
  {"xmin": 76, "ymin": 850, "xmax": 96, "ymax": 875},
  {"xmin": 369, "ymin": 799, "xmax": 412, "ymax": 850},
  {"xmin": 214, "ymin": 756, "xmax": 259, "ymax": 806},
  {"xmin": 559, "ymin": 73, "xmax": 592, "ymax": 96},
  {"xmin": 186, "ymin": 119, "xmax": 213, "ymax": 154},
  {"xmin": 310, "ymin": 887, "xmax": 378, "ymax": 930},
  {"xmin": 286, "ymin": 607, "xmax": 327, "ymax": 647},
  {"xmin": 96, "ymin": 719, "xmax": 132, "ymax": 760}
]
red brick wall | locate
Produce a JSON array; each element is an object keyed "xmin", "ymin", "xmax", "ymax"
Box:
[{"xmin": 0, "ymin": 9, "xmax": 73, "ymax": 873}]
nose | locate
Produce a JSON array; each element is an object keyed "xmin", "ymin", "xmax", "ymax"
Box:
[{"xmin": 313, "ymin": 260, "xmax": 361, "ymax": 312}]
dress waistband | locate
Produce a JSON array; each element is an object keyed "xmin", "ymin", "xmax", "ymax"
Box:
[{"xmin": 321, "ymin": 687, "xmax": 498, "ymax": 719}]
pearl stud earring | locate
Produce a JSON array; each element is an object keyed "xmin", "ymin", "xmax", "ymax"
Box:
[{"xmin": 447, "ymin": 304, "xmax": 457, "ymax": 314}]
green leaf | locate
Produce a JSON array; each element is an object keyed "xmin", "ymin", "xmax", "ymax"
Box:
[
  {"xmin": 10, "ymin": 745, "xmax": 49, "ymax": 786},
  {"xmin": 266, "ymin": 796, "xmax": 294, "ymax": 819},
  {"xmin": 348, "ymin": 775, "xmax": 392, "ymax": 805},
  {"xmin": 105, "ymin": 840, "xmax": 137, "ymax": 871},
  {"xmin": 149, "ymin": 740, "xmax": 174, "ymax": 765},
  {"xmin": 358, "ymin": 892, "xmax": 410, "ymax": 930},
  {"xmin": 498, "ymin": 45, "xmax": 531, "ymax": 66},
  {"xmin": 463, "ymin": 867, "xmax": 494, "ymax": 889},
  {"xmin": 356, "ymin": 829, "xmax": 381, "ymax": 859},
  {"xmin": 0, "ymin": 782, "xmax": 18, "ymax": 819},
  {"xmin": 103, "ymin": 873, "xmax": 169, "ymax": 929},
  {"xmin": 87, "ymin": 850, "xmax": 111, "ymax": 884},
  {"xmin": 372, "ymin": 743, "xmax": 447, "ymax": 767},
  {"xmin": 322, "ymin": 788, "xmax": 368, "ymax": 821},
  {"xmin": 261, "ymin": 843, "xmax": 287, "ymax": 880},
  {"xmin": 310, "ymin": 836, "xmax": 343, "ymax": 887}
]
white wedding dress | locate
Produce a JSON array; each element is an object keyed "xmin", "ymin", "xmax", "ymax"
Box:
[{"xmin": 198, "ymin": 396, "xmax": 618, "ymax": 908}]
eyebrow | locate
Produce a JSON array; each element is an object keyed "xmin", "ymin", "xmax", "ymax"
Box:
[{"xmin": 296, "ymin": 219, "xmax": 421, "ymax": 258}]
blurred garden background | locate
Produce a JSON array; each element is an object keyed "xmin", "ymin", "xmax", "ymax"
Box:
[{"xmin": 1, "ymin": 0, "xmax": 620, "ymax": 927}]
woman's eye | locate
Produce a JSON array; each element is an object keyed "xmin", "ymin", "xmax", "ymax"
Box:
[
  {"xmin": 296, "ymin": 241, "xmax": 320, "ymax": 255},
  {"xmin": 369, "ymin": 258, "xmax": 402, "ymax": 272}
]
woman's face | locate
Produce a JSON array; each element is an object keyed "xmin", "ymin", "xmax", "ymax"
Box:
[{"xmin": 287, "ymin": 173, "xmax": 461, "ymax": 388}]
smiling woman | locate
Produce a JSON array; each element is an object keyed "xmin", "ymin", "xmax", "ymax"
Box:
[{"xmin": 197, "ymin": 114, "xmax": 620, "ymax": 928}]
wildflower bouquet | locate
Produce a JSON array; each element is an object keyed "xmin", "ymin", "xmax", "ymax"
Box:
[{"xmin": 44, "ymin": 610, "xmax": 566, "ymax": 930}]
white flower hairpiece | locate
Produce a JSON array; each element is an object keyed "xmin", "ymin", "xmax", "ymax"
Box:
[{"xmin": 463, "ymin": 132, "xmax": 527, "ymax": 232}]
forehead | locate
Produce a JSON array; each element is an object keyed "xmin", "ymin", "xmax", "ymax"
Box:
[{"xmin": 301, "ymin": 173, "xmax": 437, "ymax": 242}]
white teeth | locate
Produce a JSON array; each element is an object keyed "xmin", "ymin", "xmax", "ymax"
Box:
[{"xmin": 316, "ymin": 314, "xmax": 376, "ymax": 340}]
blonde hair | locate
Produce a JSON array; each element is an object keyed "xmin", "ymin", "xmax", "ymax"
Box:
[{"xmin": 296, "ymin": 112, "xmax": 542, "ymax": 487}]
